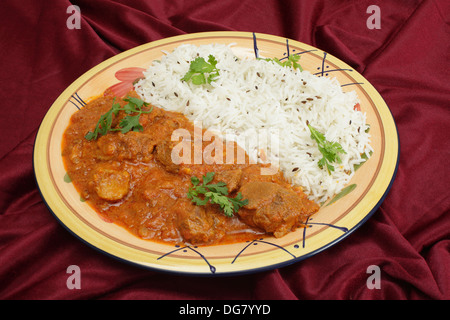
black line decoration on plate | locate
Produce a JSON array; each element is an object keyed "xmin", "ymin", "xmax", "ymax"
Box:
[
  {"xmin": 299, "ymin": 217, "xmax": 349, "ymax": 249},
  {"xmin": 281, "ymin": 39, "xmax": 318, "ymax": 62},
  {"xmin": 68, "ymin": 92, "xmax": 86, "ymax": 110},
  {"xmin": 231, "ymin": 238, "xmax": 296, "ymax": 264},
  {"xmin": 314, "ymin": 52, "xmax": 353, "ymax": 77},
  {"xmin": 252, "ymin": 32, "xmax": 259, "ymax": 58},
  {"xmin": 286, "ymin": 38, "xmax": 290, "ymax": 57},
  {"xmin": 252, "ymin": 33, "xmax": 363, "ymax": 88},
  {"xmin": 158, "ymin": 245, "xmax": 216, "ymax": 273},
  {"xmin": 156, "ymin": 216, "xmax": 349, "ymax": 273},
  {"xmin": 341, "ymin": 82, "xmax": 364, "ymax": 87},
  {"xmin": 230, "ymin": 218, "xmax": 349, "ymax": 266}
]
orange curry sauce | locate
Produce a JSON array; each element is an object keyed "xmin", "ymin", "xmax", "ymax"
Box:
[{"xmin": 62, "ymin": 91, "xmax": 319, "ymax": 246}]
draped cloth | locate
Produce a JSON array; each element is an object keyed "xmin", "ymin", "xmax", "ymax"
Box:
[{"xmin": 0, "ymin": 0, "xmax": 449, "ymax": 300}]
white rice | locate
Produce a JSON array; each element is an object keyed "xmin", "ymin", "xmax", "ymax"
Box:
[{"xmin": 135, "ymin": 44, "xmax": 373, "ymax": 204}]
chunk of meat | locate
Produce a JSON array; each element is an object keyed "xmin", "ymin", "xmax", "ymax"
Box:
[
  {"xmin": 69, "ymin": 142, "xmax": 83, "ymax": 164},
  {"xmin": 175, "ymin": 201, "xmax": 216, "ymax": 245},
  {"xmin": 215, "ymin": 169, "xmax": 242, "ymax": 193},
  {"xmin": 154, "ymin": 140, "xmax": 180, "ymax": 173},
  {"xmin": 93, "ymin": 168, "xmax": 130, "ymax": 201},
  {"xmin": 240, "ymin": 181, "xmax": 281, "ymax": 209},
  {"xmin": 96, "ymin": 131, "xmax": 156, "ymax": 162},
  {"xmin": 238, "ymin": 181, "xmax": 319, "ymax": 238}
]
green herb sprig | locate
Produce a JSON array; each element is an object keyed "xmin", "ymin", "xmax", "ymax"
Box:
[
  {"xmin": 181, "ymin": 55, "xmax": 220, "ymax": 85},
  {"xmin": 187, "ymin": 172, "xmax": 248, "ymax": 217},
  {"xmin": 308, "ymin": 124, "xmax": 346, "ymax": 174},
  {"xmin": 85, "ymin": 96, "xmax": 153, "ymax": 140},
  {"xmin": 259, "ymin": 54, "xmax": 303, "ymax": 71}
]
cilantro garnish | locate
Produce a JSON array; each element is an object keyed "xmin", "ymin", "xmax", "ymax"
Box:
[
  {"xmin": 85, "ymin": 96, "xmax": 153, "ymax": 140},
  {"xmin": 181, "ymin": 55, "xmax": 220, "ymax": 85},
  {"xmin": 259, "ymin": 54, "xmax": 303, "ymax": 71},
  {"xmin": 187, "ymin": 172, "xmax": 248, "ymax": 217},
  {"xmin": 308, "ymin": 124, "xmax": 346, "ymax": 174}
]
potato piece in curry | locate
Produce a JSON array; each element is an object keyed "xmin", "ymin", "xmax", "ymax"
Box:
[{"xmin": 62, "ymin": 91, "xmax": 319, "ymax": 246}]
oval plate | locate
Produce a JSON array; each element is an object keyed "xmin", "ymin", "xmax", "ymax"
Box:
[{"xmin": 33, "ymin": 31, "xmax": 399, "ymax": 276}]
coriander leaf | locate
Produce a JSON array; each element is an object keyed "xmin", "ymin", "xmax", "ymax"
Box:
[
  {"xmin": 182, "ymin": 55, "xmax": 220, "ymax": 85},
  {"xmin": 202, "ymin": 172, "xmax": 215, "ymax": 185},
  {"xmin": 85, "ymin": 96, "xmax": 152, "ymax": 140},
  {"xmin": 189, "ymin": 193, "xmax": 209, "ymax": 206},
  {"xmin": 122, "ymin": 102, "xmax": 136, "ymax": 114},
  {"xmin": 181, "ymin": 71, "xmax": 194, "ymax": 82},
  {"xmin": 186, "ymin": 172, "xmax": 248, "ymax": 217},
  {"xmin": 207, "ymin": 54, "xmax": 218, "ymax": 67},
  {"xmin": 190, "ymin": 176, "xmax": 200, "ymax": 186},
  {"xmin": 119, "ymin": 114, "xmax": 143, "ymax": 133},
  {"xmin": 258, "ymin": 54, "xmax": 303, "ymax": 71},
  {"xmin": 124, "ymin": 96, "xmax": 145, "ymax": 108},
  {"xmin": 206, "ymin": 181, "xmax": 228, "ymax": 196},
  {"xmin": 190, "ymin": 57, "xmax": 209, "ymax": 73},
  {"xmin": 288, "ymin": 54, "xmax": 303, "ymax": 71},
  {"xmin": 84, "ymin": 131, "xmax": 95, "ymax": 140},
  {"xmin": 111, "ymin": 101, "xmax": 122, "ymax": 116},
  {"xmin": 229, "ymin": 193, "xmax": 248, "ymax": 212},
  {"xmin": 205, "ymin": 191, "xmax": 234, "ymax": 218},
  {"xmin": 308, "ymin": 124, "xmax": 346, "ymax": 174},
  {"xmin": 308, "ymin": 124, "xmax": 325, "ymax": 143},
  {"xmin": 192, "ymin": 73, "xmax": 206, "ymax": 85}
]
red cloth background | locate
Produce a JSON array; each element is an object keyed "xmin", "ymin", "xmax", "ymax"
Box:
[{"xmin": 1, "ymin": 0, "xmax": 449, "ymax": 300}]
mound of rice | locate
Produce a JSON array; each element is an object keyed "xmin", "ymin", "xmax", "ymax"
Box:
[{"xmin": 135, "ymin": 43, "xmax": 373, "ymax": 204}]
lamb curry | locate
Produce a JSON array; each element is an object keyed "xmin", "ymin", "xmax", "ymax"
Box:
[{"xmin": 62, "ymin": 91, "xmax": 319, "ymax": 246}]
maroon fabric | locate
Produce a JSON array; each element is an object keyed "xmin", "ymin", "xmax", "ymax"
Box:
[{"xmin": 1, "ymin": 0, "xmax": 449, "ymax": 300}]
